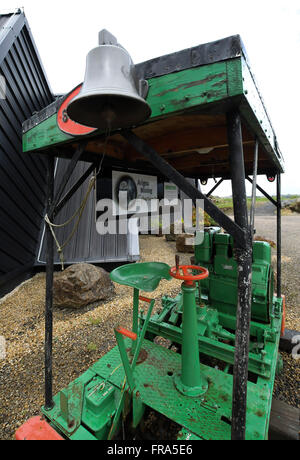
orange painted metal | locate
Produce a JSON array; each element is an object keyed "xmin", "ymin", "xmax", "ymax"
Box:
[
  {"xmin": 57, "ymin": 84, "xmax": 97, "ymax": 136},
  {"xmin": 139, "ymin": 296, "xmax": 153, "ymax": 303},
  {"xmin": 169, "ymin": 265, "xmax": 209, "ymax": 286},
  {"xmin": 280, "ymin": 295, "xmax": 286, "ymax": 337},
  {"xmin": 116, "ymin": 327, "xmax": 137, "ymax": 341},
  {"xmin": 15, "ymin": 416, "xmax": 64, "ymax": 441}
]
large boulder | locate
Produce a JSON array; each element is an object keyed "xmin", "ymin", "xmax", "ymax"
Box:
[{"xmin": 53, "ymin": 263, "xmax": 115, "ymax": 309}]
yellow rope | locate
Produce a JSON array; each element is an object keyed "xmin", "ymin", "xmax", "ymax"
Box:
[{"xmin": 88, "ymin": 363, "xmax": 123, "ymax": 396}]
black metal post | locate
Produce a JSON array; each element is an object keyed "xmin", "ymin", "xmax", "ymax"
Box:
[
  {"xmin": 50, "ymin": 141, "xmax": 87, "ymax": 215},
  {"xmin": 277, "ymin": 173, "xmax": 281, "ymax": 297},
  {"xmin": 54, "ymin": 162, "xmax": 97, "ymax": 217},
  {"xmin": 227, "ymin": 110, "xmax": 252, "ymax": 440},
  {"xmin": 44, "ymin": 155, "xmax": 55, "ymax": 411}
]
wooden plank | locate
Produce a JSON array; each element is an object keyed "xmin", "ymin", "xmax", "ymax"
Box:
[
  {"xmin": 147, "ymin": 61, "xmax": 229, "ymax": 118},
  {"xmin": 226, "ymin": 58, "xmax": 243, "ymax": 97},
  {"xmin": 269, "ymin": 399, "xmax": 299, "ymax": 440}
]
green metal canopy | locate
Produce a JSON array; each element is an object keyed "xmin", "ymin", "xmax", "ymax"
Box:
[{"xmin": 22, "ymin": 35, "xmax": 284, "ymax": 180}]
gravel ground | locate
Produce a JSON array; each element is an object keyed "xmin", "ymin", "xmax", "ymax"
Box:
[
  {"xmin": 0, "ymin": 220, "xmax": 299, "ymax": 440},
  {"xmin": 0, "ymin": 236, "xmax": 190, "ymax": 440}
]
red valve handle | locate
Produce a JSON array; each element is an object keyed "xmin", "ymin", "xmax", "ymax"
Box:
[
  {"xmin": 169, "ymin": 265, "xmax": 209, "ymax": 286},
  {"xmin": 115, "ymin": 327, "xmax": 137, "ymax": 341},
  {"xmin": 139, "ymin": 296, "xmax": 153, "ymax": 304}
]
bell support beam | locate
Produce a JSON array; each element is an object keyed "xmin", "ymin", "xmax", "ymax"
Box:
[
  {"xmin": 121, "ymin": 130, "xmax": 247, "ymax": 249},
  {"xmin": 44, "ymin": 155, "xmax": 55, "ymax": 411},
  {"xmin": 276, "ymin": 173, "xmax": 281, "ymax": 297},
  {"xmin": 226, "ymin": 110, "xmax": 252, "ymax": 441},
  {"xmin": 54, "ymin": 161, "xmax": 98, "ymax": 218},
  {"xmin": 43, "ymin": 143, "xmax": 90, "ymax": 411},
  {"xmin": 50, "ymin": 141, "xmax": 87, "ymax": 216}
]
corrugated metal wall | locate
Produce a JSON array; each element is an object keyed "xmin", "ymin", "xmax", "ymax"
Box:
[
  {"xmin": 38, "ymin": 159, "xmax": 139, "ymax": 264},
  {"xmin": 0, "ymin": 11, "xmax": 53, "ymax": 294}
]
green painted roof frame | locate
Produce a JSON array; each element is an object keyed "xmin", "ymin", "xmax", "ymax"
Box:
[{"xmin": 22, "ymin": 35, "xmax": 284, "ymax": 176}]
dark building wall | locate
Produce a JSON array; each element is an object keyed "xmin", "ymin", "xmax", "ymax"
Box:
[
  {"xmin": 38, "ymin": 160, "xmax": 140, "ymax": 265},
  {"xmin": 0, "ymin": 11, "xmax": 54, "ymax": 295}
]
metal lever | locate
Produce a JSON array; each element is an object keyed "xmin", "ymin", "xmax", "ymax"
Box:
[
  {"xmin": 175, "ymin": 255, "xmax": 180, "ymax": 273},
  {"xmin": 109, "ymin": 299, "xmax": 155, "ymax": 440}
]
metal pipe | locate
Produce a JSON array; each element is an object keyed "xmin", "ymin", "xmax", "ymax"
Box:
[
  {"xmin": 249, "ymin": 139, "xmax": 259, "ymax": 239},
  {"xmin": 44, "ymin": 155, "xmax": 55, "ymax": 411},
  {"xmin": 206, "ymin": 178, "xmax": 224, "ymax": 198},
  {"xmin": 246, "ymin": 176, "xmax": 278, "ymax": 207},
  {"xmin": 132, "ymin": 288, "xmax": 139, "ymax": 354},
  {"xmin": 226, "ymin": 110, "xmax": 252, "ymax": 441},
  {"xmin": 277, "ymin": 173, "xmax": 281, "ymax": 297}
]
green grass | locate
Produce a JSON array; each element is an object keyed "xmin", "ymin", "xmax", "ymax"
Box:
[
  {"xmin": 88, "ymin": 317, "xmax": 102, "ymax": 326},
  {"xmin": 212, "ymin": 195, "xmax": 299, "ymax": 213},
  {"xmin": 87, "ymin": 342, "xmax": 98, "ymax": 352}
]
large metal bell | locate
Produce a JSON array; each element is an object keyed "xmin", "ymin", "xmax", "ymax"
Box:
[{"xmin": 67, "ymin": 29, "xmax": 151, "ymax": 130}]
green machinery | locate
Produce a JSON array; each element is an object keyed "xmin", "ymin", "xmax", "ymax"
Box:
[
  {"xmin": 38, "ymin": 229, "xmax": 283, "ymax": 440},
  {"xmin": 16, "ymin": 32, "xmax": 285, "ymax": 441}
]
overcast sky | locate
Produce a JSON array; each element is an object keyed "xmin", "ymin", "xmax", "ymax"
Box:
[{"xmin": 2, "ymin": 0, "xmax": 300, "ymax": 196}]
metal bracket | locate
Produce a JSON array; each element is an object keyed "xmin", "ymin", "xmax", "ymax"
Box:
[{"xmin": 50, "ymin": 141, "xmax": 87, "ymax": 216}]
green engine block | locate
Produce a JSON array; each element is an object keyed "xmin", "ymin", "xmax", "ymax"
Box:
[{"xmin": 194, "ymin": 227, "xmax": 274, "ymax": 323}]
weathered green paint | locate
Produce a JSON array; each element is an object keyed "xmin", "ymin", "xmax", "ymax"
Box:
[
  {"xmin": 43, "ymin": 334, "xmax": 279, "ymax": 440},
  {"xmin": 174, "ymin": 283, "xmax": 208, "ymax": 396},
  {"xmin": 22, "ymin": 56, "xmax": 283, "ymax": 172},
  {"xmin": 23, "ymin": 60, "xmax": 238, "ymax": 154},
  {"xmin": 194, "ymin": 229, "xmax": 274, "ymax": 323},
  {"xmin": 115, "ymin": 331, "xmax": 136, "ymax": 391},
  {"xmin": 226, "ymin": 59, "xmax": 243, "ymax": 97},
  {"xmin": 147, "ymin": 61, "xmax": 228, "ymax": 118},
  {"xmin": 23, "ymin": 113, "xmax": 72, "ymax": 152},
  {"xmin": 110, "ymin": 261, "xmax": 171, "ymax": 291},
  {"xmin": 132, "ymin": 288, "xmax": 139, "ymax": 354}
]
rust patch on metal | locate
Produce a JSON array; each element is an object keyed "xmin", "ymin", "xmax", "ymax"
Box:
[
  {"xmin": 143, "ymin": 383, "xmax": 153, "ymax": 389},
  {"xmin": 144, "ymin": 354, "xmax": 160, "ymax": 367},
  {"xmin": 126, "ymin": 347, "xmax": 148, "ymax": 365},
  {"xmin": 68, "ymin": 419, "xmax": 75, "ymax": 429},
  {"xmin": 143, "ymin": 382, "xmax": 165, "ymax": 398},
  {"xmin": 136, "ymin": 348, "xmax": 148, "ymax": 365}
]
